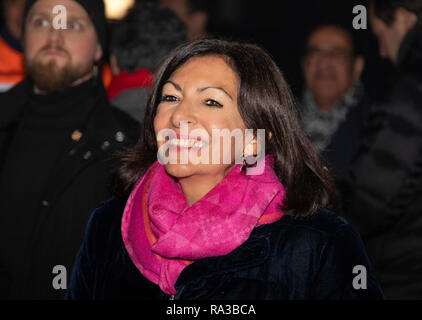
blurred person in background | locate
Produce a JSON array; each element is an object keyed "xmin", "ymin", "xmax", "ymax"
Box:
[
  {"xmin": 0, "ymin": 0, "xmax": 139, "ymax": 300},
  {"xmin": 0, "ymin": 0, "xmax": 26, "ymax": 92},
  {"xmin": 159, "ymin": 0, "xmax": 209, "ymax": 41},
  {"xmin": 300, "ymin": 25, "xmax": 366, "ymax": 161},
  {"xmin": 108, "ymin": 1, "xmax": 187, "ymax": 122},
  {"xmin": 0, "ymin": 0, "xmax": 112, "ymax": 93},
  {"xmin": 342, "ymin": 0, "xmax": 422, "ymax": 299}
]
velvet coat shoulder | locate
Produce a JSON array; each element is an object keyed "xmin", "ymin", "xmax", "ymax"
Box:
[{"xmin": 67, "ymin": 197, "xmax": 384, "ymax": 300}]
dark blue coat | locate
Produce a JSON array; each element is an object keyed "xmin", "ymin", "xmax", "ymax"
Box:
[{"xmin": 66, "ymin": 197, "xmax": 384, "ymax": 300}]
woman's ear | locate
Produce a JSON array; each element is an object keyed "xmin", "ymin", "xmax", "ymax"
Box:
[
  {"xmin": 244, "ymin": 131, "xmax": 257, "ymax": 157},
  {"xmin": 245, "ymin": 130, "xmax": 272, "ymax": 157}
]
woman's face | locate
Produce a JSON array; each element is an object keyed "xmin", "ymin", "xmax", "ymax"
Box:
[{"xmin": 154, "ymin": 55, "xmax": 248, "ymax": 180}]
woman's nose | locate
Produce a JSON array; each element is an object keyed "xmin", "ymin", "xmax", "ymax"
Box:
[{"xmin": 170, "ymin": 99, "xmax": 196, "ymax": 128}]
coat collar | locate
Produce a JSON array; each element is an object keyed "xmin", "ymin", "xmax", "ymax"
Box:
[
  {"xmin": 0, "ymin": 75, "xmax": 133, "ymax": 146},
  {"xmin": 0, "ymin": 76, "xmax": 138, "ymax": 210}
]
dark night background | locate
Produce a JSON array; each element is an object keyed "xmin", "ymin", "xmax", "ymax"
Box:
[{"xmin": 0, "ymin": 0, "xmax": 396, "ymax": 100}]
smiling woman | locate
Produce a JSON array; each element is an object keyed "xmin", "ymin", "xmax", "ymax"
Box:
[{"xmin": 67, "ymin": 39, "xmax": 384, "ymax": 300}]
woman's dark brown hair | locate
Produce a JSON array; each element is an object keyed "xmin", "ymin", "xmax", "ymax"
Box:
[{"xmin": 114, "ymin": 38, "xmax": 338, "ymax": 217}]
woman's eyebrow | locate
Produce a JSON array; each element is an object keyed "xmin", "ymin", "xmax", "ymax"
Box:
[
  {"xmin": 164, "ymin": 80, "xmax": 182, "ymax": 92},
  {"xmin": 197, "ymin": 86, "xmax": 233, "ymax": 101},
  {"xmin": 164, "ymin": 81, "xmax": 233, "ymax": 101}
]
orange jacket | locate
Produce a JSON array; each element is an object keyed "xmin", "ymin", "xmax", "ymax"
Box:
[{"xmin": 0, "ymin": 35, "xmax": 25, "ymax": 92}]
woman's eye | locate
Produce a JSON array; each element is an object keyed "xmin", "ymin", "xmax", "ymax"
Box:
[
  {"xmin": 205, "ymin": 99, "xmax": 223, "ymax": 108},
  {"xmin": 160, "ymin": 95, "xmax": 179, "ymax": 103}
]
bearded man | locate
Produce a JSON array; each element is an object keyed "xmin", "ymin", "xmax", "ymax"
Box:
[{"xmin": 0, "ymin": 0, "xmax": 139, "ymax": 300}]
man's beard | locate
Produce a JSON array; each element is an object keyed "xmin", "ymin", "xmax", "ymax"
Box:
[{"xmin": 25, "ymin": 47, "xmax": 92, "ymax": 93}]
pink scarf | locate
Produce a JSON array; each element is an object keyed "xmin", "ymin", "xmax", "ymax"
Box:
[{"xmin": 121, "ymin": 156, "xmax": 286, "ymax": 295}]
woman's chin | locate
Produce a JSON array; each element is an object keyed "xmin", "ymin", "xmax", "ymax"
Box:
[{"xmin": 164, "ymin": 163, "xmax": 199, "ymax": 179}]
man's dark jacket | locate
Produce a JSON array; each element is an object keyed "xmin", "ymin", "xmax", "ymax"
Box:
[
  {"xmin": 342, "ymin": 27, "xmax": 422, "ymax": 299},
  {"xmin": 66, "ymin": 197, "xmax": 384, "ymax": 300},
  {"xmin": 323, "ymin": 97, "xmax": 370, "ymax": 182},
  {"xmin": 0, "ymin": 76, "xmax": 139, "ymax": 299}
]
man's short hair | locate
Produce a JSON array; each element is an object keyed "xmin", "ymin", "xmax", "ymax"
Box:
[
  {"xmin": 305, "ymin": 24, "xmax": 362, "ymax": 58},
  {"xmin": 372, "ymin": 0, "xmax": 422, "ymax": 26},
  {"xmin": 111, "ymin": 1, "xmax": 187, "ymax": 73},
  {"xmin": 187, "ymin": 0, "xmax": 211, "ymax": 15}
]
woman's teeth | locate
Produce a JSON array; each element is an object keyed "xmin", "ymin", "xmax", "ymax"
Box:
[{"xmin": 169, "ymin": 139, "xmax": 204, "ymax": 148}]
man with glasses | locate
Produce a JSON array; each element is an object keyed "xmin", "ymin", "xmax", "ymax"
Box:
[{"xmin": 300, "ymin": 25, "xmax": 366, "ymax": 162}]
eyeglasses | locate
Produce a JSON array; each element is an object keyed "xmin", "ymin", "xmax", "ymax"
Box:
[{"xmin": 305, "ymin": 47, "xmax": 354, "ymax": 64}]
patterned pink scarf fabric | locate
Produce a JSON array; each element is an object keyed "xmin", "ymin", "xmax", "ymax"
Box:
[{"xmin": 121, "ymin": 156, "xmax": 286, "ymax": 295}]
